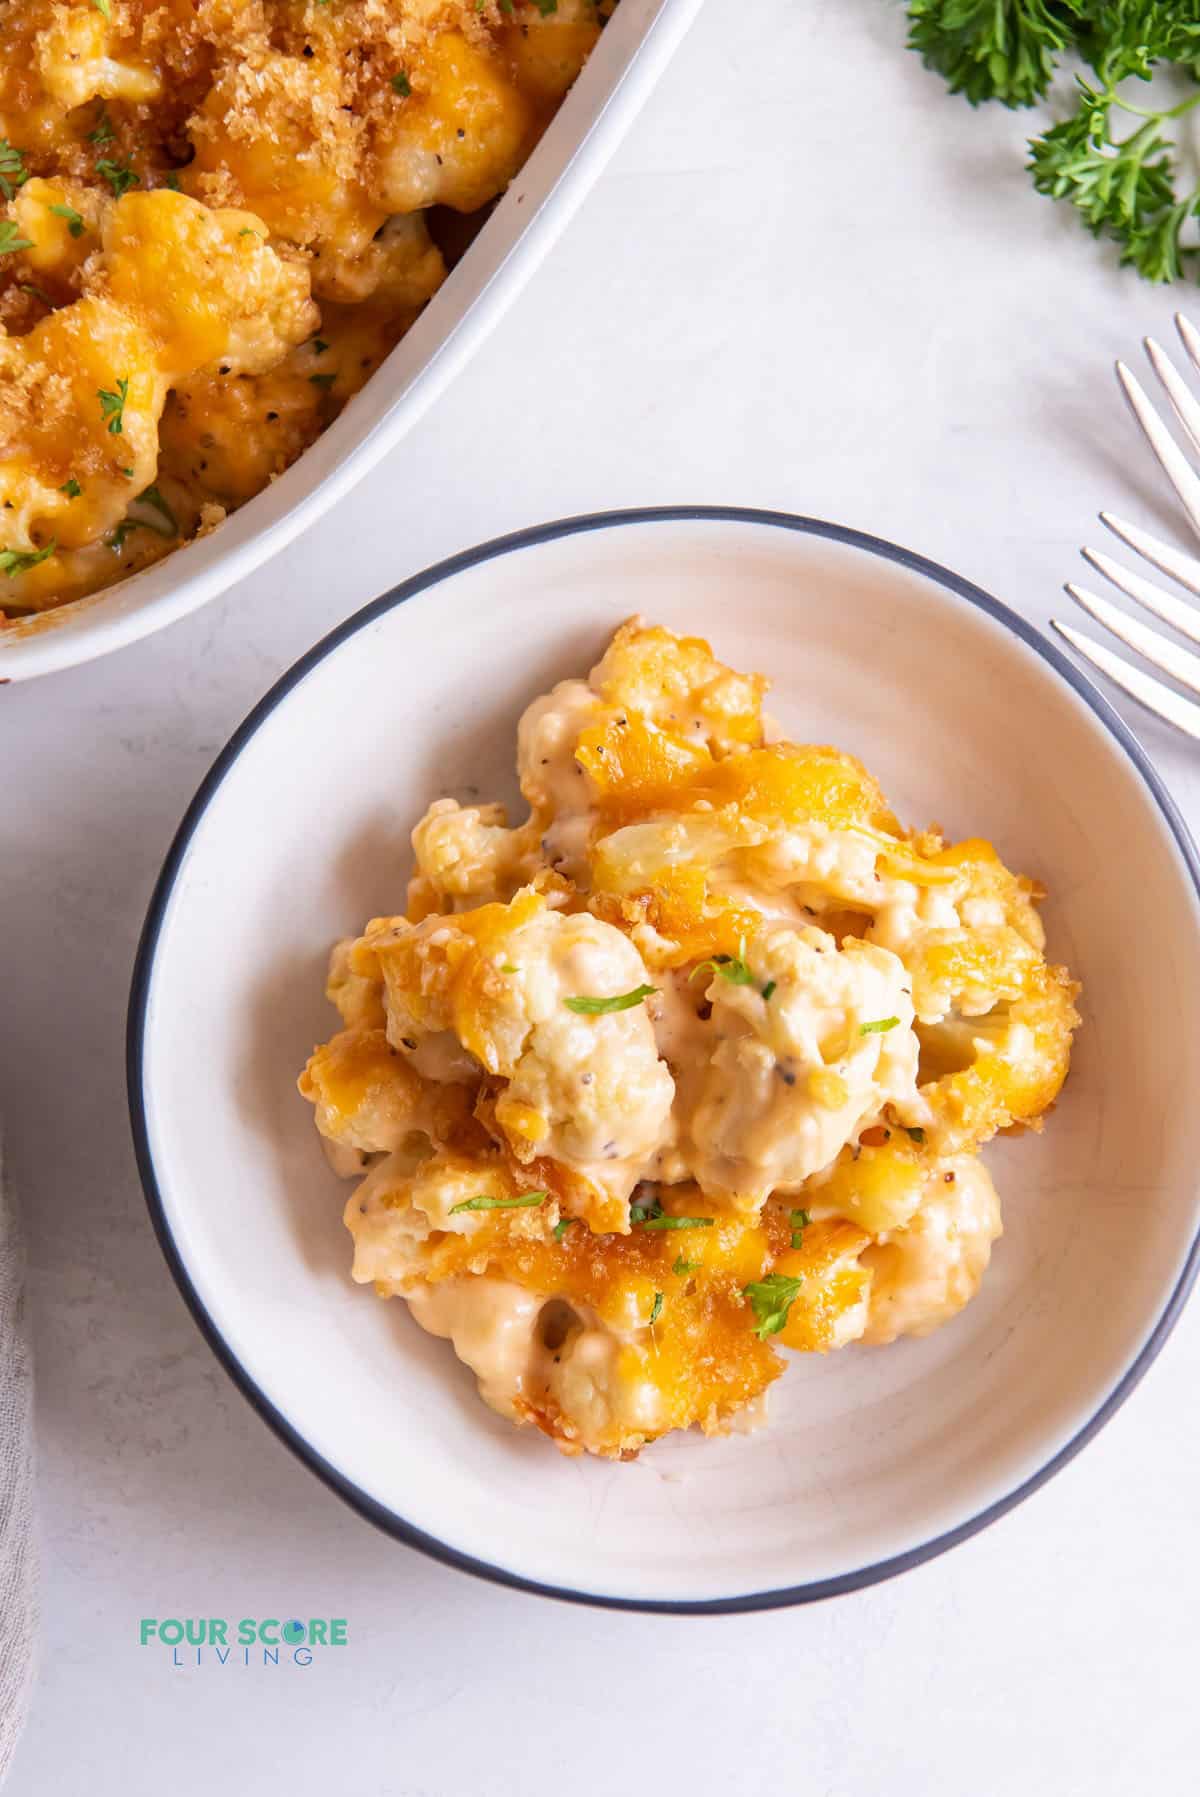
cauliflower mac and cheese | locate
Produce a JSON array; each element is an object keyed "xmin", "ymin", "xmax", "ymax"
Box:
[
  {"xmin": 300, "ymin": 621, "xmax": 1081, "ymax": 1459},
  {"xmin": 0, "ymin": 0, "xmax": 609, "ymax": 618}
]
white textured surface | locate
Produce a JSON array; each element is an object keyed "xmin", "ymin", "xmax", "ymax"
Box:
[
  {"xmin": 5, "ymin": 0, "xmax": 1200, "ymax": 1787},
  {"xmin": 0, "ymin": 1143, "xmax": 37, "ymax": 1786}
]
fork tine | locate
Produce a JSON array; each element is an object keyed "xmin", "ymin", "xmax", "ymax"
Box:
[
  {"xmin": 1100, "ymin": 510, "xmax": 1200, "ymax": 598},
  {"xmin": 1065, "ymin": 581, "xmax": 1200, "ymax": 695},
  {"xmin": 1175, "ymin": 312, "xmax": 1200, "ymax": 377},
  {"xmin": 1051, "ymin": 619, "xmax": 1200, "ymax": 741},
  {"xmin": 1115, "ymin": 359, "xmax": 1200, "ymax": 541},
  {"xmin": 1080, "ymin": 544, "xmax": 1200, "ymax": 646},
  {"xmin": 1145, "ymin": 336, "xmax": 1200, "ymax": 461}
]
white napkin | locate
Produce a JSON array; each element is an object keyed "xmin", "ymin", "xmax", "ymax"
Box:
[{"xmin": 0, "ymin": 1140, "xmax": 36, "ymax": 1783}]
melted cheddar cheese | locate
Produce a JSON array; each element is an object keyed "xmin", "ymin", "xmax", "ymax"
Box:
[
  {"xmin": 300, "ymin": 620, "xmax": 1081, "ymax": 1459},
  {"xmin": 0, "ymin": 0, "xmax": 610, "ymax": 618}
]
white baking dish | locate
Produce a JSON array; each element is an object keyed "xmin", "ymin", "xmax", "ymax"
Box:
[{"xmin": 0, "ymin": 0, "xmax": 702, "ymax": 683}]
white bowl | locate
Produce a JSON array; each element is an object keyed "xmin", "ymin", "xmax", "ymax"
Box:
[
  {"xmin": 0, "ymin": 0, "xmax": 701, "ymax": 683},
  {"xmin": 128, "ymin": 508, "xmax": 1200, "ymax": 1610}
]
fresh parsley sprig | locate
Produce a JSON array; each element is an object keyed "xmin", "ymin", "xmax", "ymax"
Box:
[
  {"xmin": 744, "ymin": 1273, "xmax": 804, "ymax": 1340},
  {"xmin": 0, "ymin": 140, "xmax": 27, "ymax": 202},
  {"xmin": 0, "ymin": 540, "xmax": 55, "ymax": 577},
  {"xmin": 449, "ymin": 1190, "xmax": 548, "ymax": 1214},
  {"xmin": 906, "ymin": 0, "xmax": 1200, "ymax": 282},
  {"xmin": 789, "ymin": 1207, "xmax": 811, "ymax": 1250},
  {"xmin": 639, "ymin": 1214, "xmax": 714, "ymax": 1231},
  {"xmin": 906, "ymin": 0, "xmax": 1082, "ymax": 108},
  {"xmin": 50, "ymin": 202, "xmax": 85, "ymax": 238},
  {"xmin": 95, "ymin": 156, "xmax": 139, "ymax": 199},
  {"xmin": 564, "ymin": 984, "xmax": 656, "ymax": 1015},
  {"xmin": 0, "ymin": 221, "xmax": 33, "ymax": 256},
  {"xmin": 689, "ymin": 950, "xmax": 777, "ymax": 1001},
  {"xmin": 97, "ymin": 377, "xmax": 129, "ymax": 434}
]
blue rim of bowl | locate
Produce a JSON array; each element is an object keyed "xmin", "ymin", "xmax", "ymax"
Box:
[{"xmin": 127, "ymin": 505, "xmax": 1200, "ymax": 1614}]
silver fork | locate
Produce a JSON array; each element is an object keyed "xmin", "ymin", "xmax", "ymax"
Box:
[{"xmin": 1052, "ymin": 313, "xmax": 1200, "ymax": 741}]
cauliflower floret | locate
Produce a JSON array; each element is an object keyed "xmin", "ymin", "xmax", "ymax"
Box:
[
  {"xmin": 590, "ymin": 619, "xmax": 766, "ymax": 752},
  {"xmin": 313, "ymin": 208, "xmax": 446, "ymax": 309},
  {"xmin": 0, "ymin": 295, "xmax": 164, "ymax": 551},
  {"xmin": 370, "ymin": 29, "xmax": 535, "ymax": 215},
  {"xmin": 325, "ymin": 938, "xmax": 386, "ymax": 1031},
  {"xmin": 685, "ymin": 927, "xmax": 924, "ymax": 1209},
  {"xmin": 406, "ymin": 1276, "xmax": 547, "ymax": 1422},
  {"xmin": 515, "ymin": 676, "xmax": 604, "ymax": 880},
  {"xmin": 904, "ymin": 925, "xmax": 1041, "ymax": 1025},
  {"xmin": 500, "ymin": 0, "xmax": 602, "ymax": 103},
  {"xmin": 12, "ymin": 178, "xmax": 106, "ymax": 290},
  {"xmin": 299, "ymin": 1027, "xmax": 472, "ymax": 1155},
  {"xmin": 344, "ymin": 1149, "xmax": 551, "ymax": 1289},
  {"xmin": 366, "ymin": 893, "xmax": 675, "ymax": 1226},
  {"xmin": 406, "ymin": 1277, "xmax": 667, "ymax": 1449},
  {"xmin": 410, "ymin": 798, "xmax": 542, "ymax": 911},
  {"xmin": 103, "ymin": 190, "xmax": 318, "ymax": 378},
  {"xmin": 920, "ymin": 960, "xmax": 1080, "ymax": 1157},
  {"xmin": 35, "ymin": 5, "xmax": 161, "ymax": 112},
  {"xmin": 860, "ymin": 1156, "xmax": 1002, "ymax": 1343}
]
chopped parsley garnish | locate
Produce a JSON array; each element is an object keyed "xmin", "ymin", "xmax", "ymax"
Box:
[
  {"xmin": 629, "ymin": 1194, "xmax": 662, "ymax": 1225},
  {"xmin": 859, "ymin": 1016, "xmax": 900, "ymax": 1035},
  {"xmin": 237, "ymin": 227, "xmax": 258, "ymax": 238},
  {"xmin": 499, "ymin": 0, "xmax": 513, "ymax": 13},
  {"xmin": 499, "ymin": 961, "xmax": 518, "ymax": 974},
  {"xmin": 0, "ymin": 140, "xmax": 27, "ymax": 202},
  {"xmin": 19, "ymin": 282, "xmax": 51, "ymax": 306},
  {"xmin": 744, "ymin": 1273, "xmax": 804, "ymax": 1339},
  {"xmin": 788, "ymin": 1207, "xmax": 811, "ymax": 1250},
  {"xmin": 309, "ymin": 372, "xmax": 336, "ymax": 390},
  {"xmin": 391, "ymin": 71, "xmax": 412, "ymax": 96},
  {"xmin": 672, "ymin": 1254, "xmax": 701, "ymax": 1276},
  {"xmin": 691, "ymin": 952, "xmax": 777, "ymax": 1001},
  {"xmin": 448, "ymin": 1190, "xmax": 548, "ymax": 1214},
  {"xmin": 91, "ymin": 0, "xmax": 112, "ymax": 17},
  {"xmin": 648, "ymin": 1291, "xmax": 664, "ymax": 1327},
  {"xmin": 95, "ymin": 157, "xmax": 139, "ymax": 199},
  {"xmin": 138, "ymin": 484, "xmax": 177, "ymax": 534},
  {"xmin": 0, "ymin": 221, "xmax": 33, "ymax": 256},
  {"xmin": 905, "ymin": 1125, "xmax": 926, "ymax": 1144},
  {"xmin": 50, "ymin": 202, "xmax": 85, "ymax": 238},
  {"xmin": 59, "ymin": 479, "xmax": 82, "ymax": 499},
  {"xmin": 97, "ymin": 377, "xmax": 129, "ymax": 434},
  {"xmin": 532, "ymin": 0, "xmax": 558, "ymax": 13},
  {"xmin": 165, "ymin": 171, "xmax": 181, "ymax": 192},
  {"xmin": 108, "ymin": 519, "xmax": 146, "ymax": 552},
  {"xmin": 564, "ymin": 984, "xmax": 656, "ymax": 1015},
  {"xmin": 690, "ymin": 952, "xmax": 754, "ymax": 987},
  {"xmin": 87, "ymin": 111, "xmax": 116, "ymax": 147},
  {"xmin": 0, "ymin": 540, "xmax": 54, "ymax": 577},
  {"xmin": 552, "ymin": 1218, "xmax": 578, "ymax": 1243},
  {"xmin": 638, "ymin": 1214, "xmax": 713, "ymax": 1232}
]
